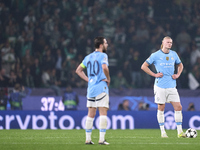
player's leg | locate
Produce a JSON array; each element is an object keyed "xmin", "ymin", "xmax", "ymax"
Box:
[
  {"xmin": 154, "ymin": 85, "xmax": 168, "ymax": 138},
  {"xmin": 157, "ymin": 104, "xmax": 168, "ymax": 138},
  {"xmin": 85, "ymin": 98, "xmax": 97, "ymax": 144},
  {"xmin": 96, "ymin": 93, "xmax": 109, "ymax": 145},
  {"xmin": 98, "ymin": 107, "xmax": 109, "ymax": 145},
  {"xmin": 168, "ymin": 88, "xmax": 186, "ymax": 138},
  {"xmin": 171, "ymin": 101, "xmax": 186, "ymax": 138},
  {"xmin": 85, "ymin": 107, "xmax": 96, "ymax": 144}
]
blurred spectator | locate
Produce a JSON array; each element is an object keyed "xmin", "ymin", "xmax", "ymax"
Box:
[
  {"xmin": 138, "ymin": 102, "xmax": 149, "ymax": 111},
  {"xmin": 21, "ymin": 49, "xmax": 34, "ymax": 69},
  {"xmin": 135, "ymin": 21, "xmax": 149, "ymax": 52},
  {"xmin": 191, "ymin": 58, "xmax": 200, "ymax": 83},
  {"xmin": 194, "ymin": 27, "xmax": 200, "ymax": 49},
  {"xmin": 23, "ymin": 10, "xmax": 36, "ymax": 25},
  {"xmin": 1, "ymin": 47, "xmax": 16, "ymax": 64},
  {"xmin": 190, "ymin": 44, "xmax": 200, "ymax": 66},
  {"xmin": 42, "ymin": 48, "xmax": 55, "ymax": 70},
  {"xmin": 9, "ymin": 84, "xmax": 26, "ymax": 110},
  {"xmin": 30, "ymin": 58, "xmax": 42, "ymax": 87},
  {"xmin": 8, "ymin": 70, "xmax": 18, "ymax": 87},
  {"xmin": 22, "ymin": 67, "xmax": 35, "ymax": 88},
  {"xmin": 176, "ymin": 28, "xmax": 191, "ymax": 54},
  {"xmin": 62, "ymin": 85, "xmax": 79, "ymax": 110},
  {"xmin": 0, "ymin": 88, "xmax": 8, "ymax": 110},
  {"xmin": 187, "ymin": 102, "xmax": 195, "ymax": 111},
  {"xmin": 114, "ymin": 27, "xmax": 126, "ymax": 48},
  {"xmin": 1, "ymin": 42, "xmax": 11, "ymax": 58},
  {"xmin": 118, "ymin": 100, "xmax": 131, "ymax": 111},
  {"xmin": 129, "ymin": 51, "xmax": 143, "ymax": 88},
  {"xmin": 55, "ymin": 49, "xmax": 64, "ymax": 80},
  {"xmin": 49, "ymin": 69, "xmax": 61, "ymax": 96},
  {"xmin": 107, "ymin": 43, "xmax": 119, "ymax": 76},
  {"xmin": 41, "ymin": 68, "xmax": 50, "ymax": 88},
  {"xmin": 111, "ymin": 71, "xmax": 130, "ymax": 90},
  {"xmin": 0, "ymin": 68, "xmax": 9, "ymax": 87},
  {"xmin": 14, "ymin": 62, "xmax": 23, "ymax": 85}
]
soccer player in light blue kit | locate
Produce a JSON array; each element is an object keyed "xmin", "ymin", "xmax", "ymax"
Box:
[
  {"xmin": 76, "ymin": 37, "xmax": 110, "ymax": 145},
  {"xmin": 141, "ymin": 36, "xmax": 186, "ymax": 138}
]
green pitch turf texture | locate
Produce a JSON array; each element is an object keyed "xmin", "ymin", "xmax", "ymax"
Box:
[{"xmin": 0, "ymin": 129, "xmax": 199, "ymax": 150}]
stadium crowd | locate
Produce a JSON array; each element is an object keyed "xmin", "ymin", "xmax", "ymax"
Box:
[{"xmin": 0, "ymin": 0, "xmax": 200, "ymax": 90}]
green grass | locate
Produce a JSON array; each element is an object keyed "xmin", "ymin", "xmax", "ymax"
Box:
[{"xmin": 0, "ymin": 129, "xmax": 199, "ymax": 150}]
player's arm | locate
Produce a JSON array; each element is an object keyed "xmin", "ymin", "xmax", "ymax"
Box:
[
  {"xmin": 141, "ymin": 61, "xmax": 163, "ymax": 78},
  {"xmin": 172, "ymin": 63, "xmax": 183, "ymax": 79},
  {"xmin": 75, "ymin": 63, "xmax": 88, "ymax": 82},
  {"xmin": 102, "ymin": 64, "xmax": 110, "ymax": 86}
]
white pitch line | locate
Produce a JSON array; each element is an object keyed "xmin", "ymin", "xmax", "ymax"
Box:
[{"xmin": 0, "ymin": 142, "xmax": 199, "ymax": 145}]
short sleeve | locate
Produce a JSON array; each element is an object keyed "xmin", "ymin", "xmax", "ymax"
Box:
[
  {"xmin": 101, "ymin": 54, "xmax": 109, "ymax": 66},
  {"xmin": 146, "ymin": 53, "xmax": 155, "ymax": 65},
  {"xmin": 174, "ymin": 52, "xmax": 181, "ymax": 64}
]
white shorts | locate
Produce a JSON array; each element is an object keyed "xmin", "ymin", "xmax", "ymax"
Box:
[
  {"xmin": 87, "ymin": 92, "xmax": 109, "ymax": 108},
  {"xmin": 154, "ymin": 85, "xmax": 180, "ymax": 104}
]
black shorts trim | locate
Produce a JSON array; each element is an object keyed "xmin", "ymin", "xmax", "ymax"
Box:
[{"xmin": 87, "ymin": 94, "xmax": 107, "ymax": 102}]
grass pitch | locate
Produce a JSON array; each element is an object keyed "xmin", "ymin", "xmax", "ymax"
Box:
[{"xmin": 0, "ymin": 129, "xmax": 199, "ymax": 150}]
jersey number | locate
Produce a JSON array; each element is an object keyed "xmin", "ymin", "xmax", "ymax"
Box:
[{"xmin": 87, "ymin": 60, "xmax": 99, "ymax": 76}]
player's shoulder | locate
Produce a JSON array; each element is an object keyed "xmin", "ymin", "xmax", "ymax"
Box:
[
  {"xmin": 151, "ymin": 49, "xmax": 161, "ymax": 57},
  {"xmin": 84, "ymin": 51, "xmax": 94, "ymax": 59},
  {"xmin": 169, "ymin": 50, "xmax": 178, "ymax": 54},
  {"xmin": 98, "ymin": 52, "xmax": 108, "ymax": 57},
  {"xmin": 96, "ymin": 52, "xmax": 108, "ymax": 60},
  {"xmin": 169, "ymin": 50, "xmax": 179, "ymax": 57},
  {"xmin": 99, "ymin": 52, "xmax": 108, "ymax": 57}
]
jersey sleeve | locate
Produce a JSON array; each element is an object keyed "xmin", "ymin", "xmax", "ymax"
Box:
[
  {"xmin": 174, "ymin": 52, "xmax": 181, "ymax": 64},
  {"xmin": 146, "ymin": 53, "xmax": 155, "ymax": 65},
  {"xmin": 101, "ymin": 54, "xmax": 109, "ymax": 66},
  {"xmin": 81, "ymin": 56, "xmax": 87, "ymax": 68}
]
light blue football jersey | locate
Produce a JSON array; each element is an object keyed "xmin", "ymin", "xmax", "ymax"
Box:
[
  {"xmin": 146, "ymin": 50, "xmax": 181, "ymax": 88},
  {"xmin": 82, "ymin": 51, "xmax": 109, "ymax": 98}
]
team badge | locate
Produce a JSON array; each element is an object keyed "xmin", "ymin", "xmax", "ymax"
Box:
[
  {"xmin": 166, "ymin": 57, "xmax": 169, "ymax": 61},
  {"xmin": 171, "ymin": 57, "xmax": 174, "ymax": 60}
]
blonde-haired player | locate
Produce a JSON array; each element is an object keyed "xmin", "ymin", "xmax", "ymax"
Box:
[{"xmin": 141, "ymin": 36, "xmax": 186, "ymax": 138}]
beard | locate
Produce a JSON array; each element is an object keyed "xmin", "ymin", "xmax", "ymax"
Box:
[{"xmin": 103, "ymin": 46, "xmax": 107, "ymax": 53}]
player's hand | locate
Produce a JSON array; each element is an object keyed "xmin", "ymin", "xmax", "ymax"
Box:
[
  {"xmin": 172, "ymin": 74, "xmax": 179, "ymax": 80},
  {"xmin": 155, "ymin": 72, "xmax": 163, "ymax": 78},
  {"xmin": 102, "ymin": 79, "xmax": 110, "ymax": 86}
]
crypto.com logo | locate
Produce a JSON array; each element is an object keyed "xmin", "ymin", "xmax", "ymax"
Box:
[{"xmin": 164, "ymin": 111, "xmax": 176, "ymax": 130}]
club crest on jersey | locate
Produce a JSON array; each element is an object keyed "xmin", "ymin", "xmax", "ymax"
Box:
[
  {"xmin": 166, "ymin": 57, "xmax": 169, "ymax": 61},
  {"xmin": 171, "ymin": 57, "xmax": 174, "ymax": 60}
]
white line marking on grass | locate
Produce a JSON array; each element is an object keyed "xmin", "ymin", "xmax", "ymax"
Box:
[{"xmin": 1, "ymin": 142, "xmax": 199, "ymax": 145}]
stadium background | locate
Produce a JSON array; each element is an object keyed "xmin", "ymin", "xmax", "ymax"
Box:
[{"xmin": 0, "ymin": 0, "xmax": 200, "ymax": 130}]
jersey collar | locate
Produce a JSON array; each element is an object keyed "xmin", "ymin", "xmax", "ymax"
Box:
[{"xmin": 160, "ymin": 49, "xmax": 170, "ymax": 54}]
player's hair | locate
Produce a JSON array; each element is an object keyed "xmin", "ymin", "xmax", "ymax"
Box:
[
  {"xmin": 160, "ymin": 36, "xmax": 172, "ymax": 49},
  {"xmin": 94, "ymin": 36, "xmax": 105, "ymax": 48}
]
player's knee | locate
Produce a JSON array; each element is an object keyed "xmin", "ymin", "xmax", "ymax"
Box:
[
  {"xmin": 174, "ymin": 105, "xmax": 182, "ymax": 111},
  {"xmin": 88, "ymin": 111, "xmax": 96, "ymax": 118},
  {"xmin": 157, "ymin": 104, "xmax": 165, "ymax": 111}
]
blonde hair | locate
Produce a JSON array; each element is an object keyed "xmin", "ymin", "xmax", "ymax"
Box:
[{"xmin": 160, "ymin": 36, "xmax": 172, "ymax": 49}]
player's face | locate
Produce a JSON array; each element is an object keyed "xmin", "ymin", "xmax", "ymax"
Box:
[
  {"xmin": 102, "ymin": 39, "xmax": 108, "ymax": 53},
  {"xmin": 163, "ymin": 38, "xmax": 172, "ymax": 49}
]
